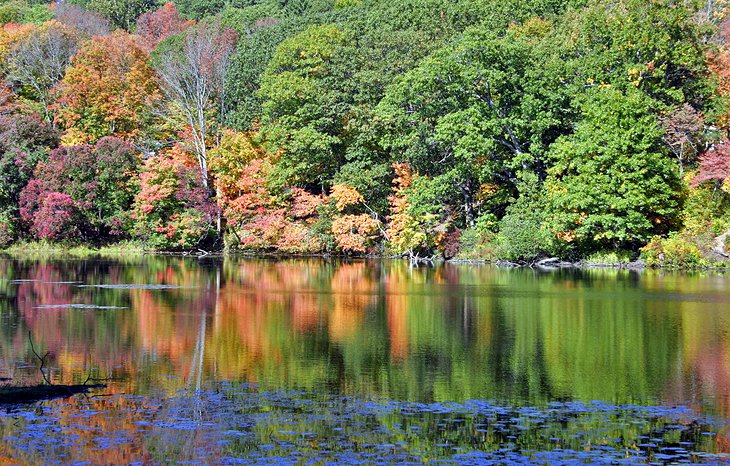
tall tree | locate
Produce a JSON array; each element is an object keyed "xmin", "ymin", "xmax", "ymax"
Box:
[
  {"xmin": 545, "ymin": 88, "xmax": 684, "ymax": 252},
  {"xmin": 155, "ymin": 22, "xmax": 238, "ymax": 190},
  {"xmin": 376, "ymin": 20, "xmax": 571, "ymax": 227},
  {"xmin": 258, "ymin": 24, "xmax": 351, "ymax": 189}
]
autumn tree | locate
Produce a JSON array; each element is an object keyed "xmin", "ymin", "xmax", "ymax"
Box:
[
  {"xmin": 18, "ymin": 137, "xmax": 139, "ymax": 240},
  {"xmin": 386, "ymin": 163, "xmax": 434, "ymax": 258},
  {"xmin": 135, "ymin": 3, "xmax": 193, "ymax": 51},
  {"xmin": 330, "ymin": 184, "xmax": 380, "ymax": 254},
  {"xmin": 0, "ymin": 21, "xmax": 35, "ymax": 64},
  {"xmin": 692, "ymin": 141, "xmax": 730, "ymax": 194},
  {"xmin": 54, "ymin": 31, "xmax": 161, "ymax": 144},
  {"xmin": 208, "ymin": 130, "xmax": 328, "ymax": 252},
  {"xmin": 658, "ymin": 103, "xmax": 705, "ymax": 176},
  {"xmin": 155, "ymin": 22, "xmax": 238, "ymax": 191},
  {"xmin": 5, "ymin": 20, "xmax": 80, "ymax": 123},
  {"xmin": 208, "ymin": 129, "xmax": 270, "ymax": 237},
  {"xmin": 0, "ymin": 111, "xmax": 58, "ymax": 244},
  {"xmin": 131, "ymin": 151, "xmax": 219, "ymax": 249}
]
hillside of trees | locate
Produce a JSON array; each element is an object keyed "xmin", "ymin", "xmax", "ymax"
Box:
[{"xmin": 1, "ymin": 0, "xmax": 729, "ymax": 265}]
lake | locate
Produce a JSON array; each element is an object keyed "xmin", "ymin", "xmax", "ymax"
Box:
[{"xmin": 0, "ymin": 255, "xmax": 729, "ymax": 463}]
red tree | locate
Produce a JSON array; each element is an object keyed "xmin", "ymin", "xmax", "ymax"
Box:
[
  {"xmin": 692, "ymin": 141, "xmax": 730, "ymax": 190},
  {"xmin": 135, "ymin": 3, "xmax": 193, "ymax": 50}
]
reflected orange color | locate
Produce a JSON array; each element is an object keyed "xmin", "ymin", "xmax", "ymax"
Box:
[
  {"xmin": 385, "ymin": 265, "xmax": 409, "ymax": 360},
  {"xmin": 328, "ymin": 263, "xmax": 374, "ymax": 342},
  {"xmin": 6, "ymin": 256, "xmax": 730, "ymax": 463},
  {"xmin": 291, "ymin": 293, "xmax": 321, "ymax": 333}
]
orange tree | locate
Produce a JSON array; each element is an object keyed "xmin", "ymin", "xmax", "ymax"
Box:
[{"xmin": 53, "ymin": 31, "xmax": 161, "ymax": 144}]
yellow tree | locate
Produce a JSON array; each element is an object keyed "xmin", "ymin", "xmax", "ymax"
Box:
[{"xmin": 53, "ymin": 31, "xmax": 161, "ymax": 144}]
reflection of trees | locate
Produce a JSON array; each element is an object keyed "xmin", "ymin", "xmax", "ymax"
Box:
[{"xmin": 1, "ymin": 255, "xmax": 728, "ymax": 416}]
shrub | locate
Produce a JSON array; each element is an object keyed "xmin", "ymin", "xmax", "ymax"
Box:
[
  {"xmin": 641, "ymin": 235, "xmax": 706, "ymax": 269},
  {"xmin": 0, "ymin": 211, "xmax": 15, "ymax": 247},
  {"xmin": 496, "ymin": 191, "xmax": 557, "ymax": 261}
]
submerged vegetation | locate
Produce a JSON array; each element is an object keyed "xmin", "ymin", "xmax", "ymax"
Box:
[
  {"xmin": 4, "ymin": 383, "xmax": 729, "ymax": 463},
  {"xmin": 0, "ymin": 0, "xmax": 729, "ymax": 266}
]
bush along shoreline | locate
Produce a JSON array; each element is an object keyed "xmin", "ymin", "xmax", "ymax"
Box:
[
  {"xmin": 1, "ymin": 1, "xmax": 730, "ymax": 267},
  {"xmin": 3, "ymin": 238, "xmax": 730, "ymax": 271}
]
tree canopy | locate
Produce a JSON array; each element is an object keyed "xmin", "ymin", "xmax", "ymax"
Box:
[{"xmin": 0, "ymin": 0, "xmax": 728, "ymax": 261}]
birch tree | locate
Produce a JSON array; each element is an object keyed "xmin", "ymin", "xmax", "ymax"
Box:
[{"xmin": 155, "ymin": 22, "xmax": 237, "ymax": 191}]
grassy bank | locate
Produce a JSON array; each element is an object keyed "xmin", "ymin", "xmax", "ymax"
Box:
[
  {"xmin": 1, "ymin": 240, "xmax": 146, "ymax": 257},
  {"xmin": 3, "ymin": 239, "xmax": 730, "ymax": 271}
]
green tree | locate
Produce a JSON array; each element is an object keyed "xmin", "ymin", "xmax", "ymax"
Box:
[
  {"xmin": 545, "ymin": 87, "xmax": 684, "ymax": 252},
  {"xmin": 258, "ymin": 23, "xmax": 351, "ymax": 189},
  {"xmin": 376, "ymin": 20, "xmax": 572, "ymax": 227}
]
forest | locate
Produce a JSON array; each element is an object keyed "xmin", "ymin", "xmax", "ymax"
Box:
[{"xmin": 0, "ymin": 0, "xmax": 729, "ymax": 265}]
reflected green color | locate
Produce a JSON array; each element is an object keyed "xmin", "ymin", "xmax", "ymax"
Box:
[{"xmin": 0, "ymin": 256, "xmax": 729, "ymax": 462}]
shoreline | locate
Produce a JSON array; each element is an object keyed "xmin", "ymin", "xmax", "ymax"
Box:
[{"xmin": 2, "ymin": 241, "xmax": 729, "ymax": 272}]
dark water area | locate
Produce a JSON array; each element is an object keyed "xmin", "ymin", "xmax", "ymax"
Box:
[{"xmin": 1, "ymin": 256, "xmax": 730, "ymax": 463}]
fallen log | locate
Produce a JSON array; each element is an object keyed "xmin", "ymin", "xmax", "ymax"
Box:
[{"xmin": 0, "ymin": 383, "xmax": 106, "ymax": 405}]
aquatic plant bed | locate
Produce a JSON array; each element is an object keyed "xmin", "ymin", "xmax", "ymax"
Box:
[{"xmin": 0, "ymin": 383, "xmax": 728, "ymax": 464}]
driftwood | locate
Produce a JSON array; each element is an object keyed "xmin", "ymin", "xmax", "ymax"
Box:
[
  {"xmin": 0, "ymin": 383, "xmax": 106, "ymax": 405},
  {"xmin": 0, "ymin": 332, "xmax": 108, "ymax": 405}
]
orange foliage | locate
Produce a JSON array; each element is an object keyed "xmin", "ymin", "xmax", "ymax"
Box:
[
  {"xmin": 0, "ymin": 22, "xmax": 34, "ymax": 61},
  {"xmin": 289, "ymin": 187, "xmax": 325, "ymax": 219},
  {"xmin": 331, "ymin": 214, "xmax": 379, "ymax": 254},
  {"xmin": 53, "ymin": 32, "xmax": 161, "ymax": 143},
  {"xmin": 331, "ymin": 184, "xmax": 364, "ymax": 211},
  {"xmin": 209, "ymin": 130, "xmax": 325, "ymax": 253},
  {"xmin": 386, "ymin": 162, "xmax": 427, "ymax": 254},
  {"xmin": 328, "ymin": 263, "xmax": 373, "ymax": 342}
]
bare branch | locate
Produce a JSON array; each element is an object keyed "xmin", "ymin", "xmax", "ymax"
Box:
[{"xmin": 28, "ymin": 332, "xmax": 52, "ymax": 386}]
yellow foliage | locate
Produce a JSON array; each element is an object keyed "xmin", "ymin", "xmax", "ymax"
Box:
[
  {"xmin": 330, "ymin": 184, "xmax": 364, "ymax": 211},
  {"xmin": 209, "ymin": 129, "xmax": 265, "ymax": 192},
  {"xmin": 0, "ymin": 22, "xmax": 35, "ymax": 64},
  {"xmin": 477, "ymin": 182, "xmax": 500, "ymax": 199},
  {"xmin": 331, "ymin": 214, "xmax": 379, "ymax": 253}
]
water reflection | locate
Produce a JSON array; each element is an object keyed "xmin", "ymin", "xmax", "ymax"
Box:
[{"xmin": 1, "ymin": 256, "xmax": 730, "ymax": 461}]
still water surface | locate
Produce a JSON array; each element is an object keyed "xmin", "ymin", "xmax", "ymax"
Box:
[{"xmin": 1, "ymin": 256, "xmax": 730, "ymax": 463}]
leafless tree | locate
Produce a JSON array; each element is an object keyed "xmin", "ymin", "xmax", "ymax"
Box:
[
  {"xmin": 155, "ymin": 22, "xmax": 238, "ymax": 191},
  {"xmin": 5, "ymin": 22, "xmax": 80, "ymax": 123},
  {"xmin": 54, "ymin": 3, "xmax": 111, "ymax": 38},
  {"xmin": 659, "ymin": 103, "xmax": 705, "ymax": 176}
]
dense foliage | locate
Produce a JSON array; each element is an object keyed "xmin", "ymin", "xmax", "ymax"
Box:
[{"xmin": 0, "ymin": 0, "xmax": 729, "ymax": 262}]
